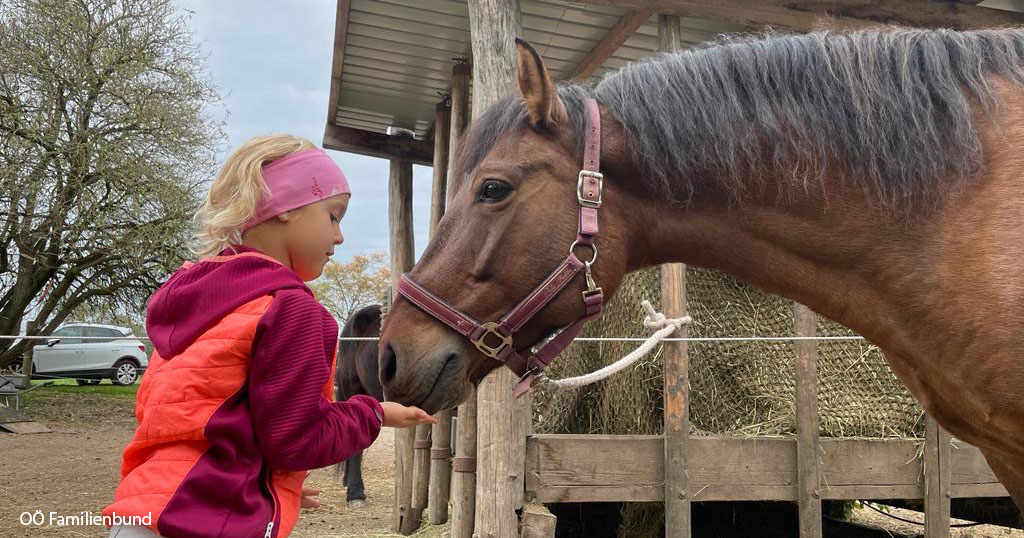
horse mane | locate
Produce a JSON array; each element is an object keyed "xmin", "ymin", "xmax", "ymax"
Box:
[{"xmin": 453, "ymin": 29, "xmax": 1024, "ymax": 208}]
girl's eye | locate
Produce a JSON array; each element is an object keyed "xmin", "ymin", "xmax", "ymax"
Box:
[{"xmin": 477, "ymin": 179, "xmax": 512, "ymax": 203}]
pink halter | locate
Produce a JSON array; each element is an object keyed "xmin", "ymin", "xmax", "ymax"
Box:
[{"xmin": 241, "ymin": 148, "xmax": 350, "ymax": 232}]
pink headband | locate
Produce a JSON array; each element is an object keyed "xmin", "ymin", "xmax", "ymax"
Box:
[{"xmin": 241, "ymin": 148, "xmax": 350, "ymax": 232}]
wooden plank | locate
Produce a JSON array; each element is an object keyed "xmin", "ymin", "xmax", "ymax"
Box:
[
  {"xmin": 466, "ymin": 2, "xmax": 525, "ymax": 537},
  {"xmin": 520, "ymin": 503, "xmax": 557, "ymax": 538},
  {"xmin": 0, "ymin": 420, "xmax": 52, "ymax": 434},
  {"xmin": 325, "ymin": 0, "xmax": 352, "ymax": 126},
  {"xmin": 322, "ymin": 124, "xmax": 433, "ymax": 166},
  {"xmin": 924, "ymin": 416, "xmax": 952, "ymax": 538},
  {"xmin": 661, "ymin": 263, "xmax": 690, "ymax": 538},
  {"xmin": 574, "ymin": 0, "xmax": 1024, "ymax": 31},
  {"xmin": 388, "ymin": 158, "xmax": 418, "ymax": 535},
  {"xmin": 451, "ymin": 388, "xmax": 477, "ymax": 538},
  {"xmin": 570, "ymin": 10, "xmax": 654, "ymax": 80},
  {"xmin": 794, "ymin": 303, "xmax": 822, "ymax": 538},
  {"xmin": 525, "ymin": 435, "xmax": 1008, "ymax": 503}
]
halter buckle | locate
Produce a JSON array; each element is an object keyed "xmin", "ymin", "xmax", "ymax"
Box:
[
  {"xmin": 473, "ymin": 322, "xmax": 513, "ymax": 360},
  {"xmin": 577, "ymin": 170, "xmax": 603, "ymax": 208}
]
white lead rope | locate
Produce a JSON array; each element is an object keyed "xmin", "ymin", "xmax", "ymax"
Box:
[{"xmin": 532, "ymin": 300, "xmax": 692, "ymax": 392}]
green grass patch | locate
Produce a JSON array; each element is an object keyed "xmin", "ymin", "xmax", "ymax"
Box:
[{"xmin": 25, "ymin": 378, "xmax": 138, "ymax": 399}]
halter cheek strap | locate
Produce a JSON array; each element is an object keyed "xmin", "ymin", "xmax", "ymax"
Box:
[{"xmin": 395, "ymin": 98, "xmax": 606, "ymax": 396}]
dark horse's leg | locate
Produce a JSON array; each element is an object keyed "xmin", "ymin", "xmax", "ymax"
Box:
[{"xmin": 344, "ymin": 449, "xmax": 367, "ymax": 505}]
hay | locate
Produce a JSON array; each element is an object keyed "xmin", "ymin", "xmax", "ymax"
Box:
[{"xmin": 533, "ymin": 266, "xmax": 925, "ymax": 538}]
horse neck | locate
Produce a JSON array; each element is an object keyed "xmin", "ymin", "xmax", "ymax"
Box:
[{"xmin": 634, "ymin": 176, "xmax": 943, "ymax": 362}]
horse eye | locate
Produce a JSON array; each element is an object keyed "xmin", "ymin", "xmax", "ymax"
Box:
[{"xmin": 477, "ymin": 179, "xmax": 511, "ymax": 202}]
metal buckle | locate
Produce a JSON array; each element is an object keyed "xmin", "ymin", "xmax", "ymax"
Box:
[
  {"xmin": 473, "ymin": 322, "xmax": 513, "ymax": 360},
  {"xmin": 577, "ymin": 170, "xmax": 603, "ymax": 207}
]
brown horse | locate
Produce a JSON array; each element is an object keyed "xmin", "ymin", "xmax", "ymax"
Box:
[{"xmin": 378, "ymin": 30, "xmax": 1024, "ymax": 512}]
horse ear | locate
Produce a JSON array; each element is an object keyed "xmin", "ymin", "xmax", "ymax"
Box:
[{"xmin": 515, "ymin": 38, "xmax": 568, "ymax": 130}]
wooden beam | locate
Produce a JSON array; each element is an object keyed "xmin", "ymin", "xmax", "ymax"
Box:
[
  {"xmin": 525, "ymin": 434, "xmax": 1008, "ymax": 503},
  {"xmin": 467, "ymin": 3, "xmax": 526, "ymax": 538},
  {"xmin": 447, "ymin": 59, "xmax": 476, "ymax": 538},
  {"xmin": 446, "ymin": 62, "xmax": 471, "ymax": 204},
  {"xmin": 794, "ymin": 304, "xmax": 822, "ymax": 538},
  {"xmin": 658, "ymin": 13, "xmax": 683, "ymax": 53},
  {"xmin": 325, "ymin": 0, "xmax": 352, "ymax": 126},
  {"xmin": 322, "ymin": 124, "xmax": 432, "ymax": 166},
  {"xmin": 570, "ymin": 10, "xmax": 654, "ymax": 80},
  {"xmin": 451, "ymin": 388, "xmax": 478, "ymax": 538},
  {"xmin": 388, "ymin": 158, "xmax": 417, "ymax": 535},
  {"xmin": 575, "ymin": 0, "xmax": 1024, "ymax": 31},
  {"xmin": 924, "ymin": 416, "xmax": 953, "ymax": 538},
  {"xmin": 426, "ymin": 97, "xmax": 453, "ymax": 526}
]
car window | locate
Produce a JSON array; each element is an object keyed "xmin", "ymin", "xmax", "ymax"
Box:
[
  {"xmin": 51, "ymin": 326, "xmax": 79, "ymax": 337},
  {"xmin": 51, "ymin": 326, "xmax": 82, "ymax": 344},
  {"xmin": 84, "ymin": 327, "xmax": 115, "ymax": 343}
]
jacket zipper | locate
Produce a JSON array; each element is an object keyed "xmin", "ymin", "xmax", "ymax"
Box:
[{"xmin": 263, "ymin": 466, "xmax": 280, "ymax": 538}]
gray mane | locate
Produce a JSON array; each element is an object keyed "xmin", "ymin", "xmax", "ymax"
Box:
[{"xmin": 454, "ymin": 29, "xmax": 1024, "ymax": 208}]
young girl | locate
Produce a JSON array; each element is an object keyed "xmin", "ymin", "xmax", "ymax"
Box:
[{"xmin": 103, "ymin": 134, "xmax": 436, "ymax": 538}]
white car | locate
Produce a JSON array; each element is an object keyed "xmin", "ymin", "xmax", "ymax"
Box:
[{"xmin": 12, "ymin": 323, "xmax": 149, "ymax": 385}]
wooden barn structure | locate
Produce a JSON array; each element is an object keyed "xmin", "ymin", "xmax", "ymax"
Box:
[{"xmin": 322, "ymin": 1, "xmax": 1024, "ymax": 537}]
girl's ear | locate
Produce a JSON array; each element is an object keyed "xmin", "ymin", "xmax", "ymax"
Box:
[{"xmin": 515, "ymin": 38, "xmax": 567, "ymax": 130}]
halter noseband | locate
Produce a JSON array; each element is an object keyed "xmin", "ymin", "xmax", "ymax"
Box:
[{"xmin": 396, "ymin": 98, "xmax": 606, "ymax": 395}]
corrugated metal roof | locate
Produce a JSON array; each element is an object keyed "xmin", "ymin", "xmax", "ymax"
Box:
[
  {"xmin": 330, "ymin": 0, "xmax": 743, "ymax": 140},
  {"xmin": 328, "ymin": 0, "xmax": 1024, "ymax": 142}
]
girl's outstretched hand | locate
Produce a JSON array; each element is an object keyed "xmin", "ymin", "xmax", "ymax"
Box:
[{"xmin": 381, "ymin": 401, "xmax": 438, "ymax": 428}]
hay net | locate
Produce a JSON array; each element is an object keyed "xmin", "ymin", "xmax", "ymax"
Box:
[{"xmin": 533, "ymin": 266, "xmax": 925, "ymax": 439}]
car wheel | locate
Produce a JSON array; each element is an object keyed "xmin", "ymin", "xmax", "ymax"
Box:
[
  {"xmin": 112, "ymin": 359, "xmax": 139, "ymax": 386},
  {"xmin": 76, "ymin": 379, "xmax": 101, "ymax": 386},
  {"xmin": 9, "ymin": 361, "xmax": 35, "ymax": 376}
]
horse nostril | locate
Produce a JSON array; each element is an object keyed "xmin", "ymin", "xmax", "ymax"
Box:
[{"xmin": 380, "ymin": 344, "xmax": 398, "ymax": 386}]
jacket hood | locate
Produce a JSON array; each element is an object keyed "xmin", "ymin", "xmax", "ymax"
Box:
[{"xmin": 146, "ymin": 244, "xmax": 311, "ymax": 359}]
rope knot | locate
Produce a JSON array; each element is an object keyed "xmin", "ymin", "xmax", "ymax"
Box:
[{"xmin": 640, "ymin": 299, "xmax": 691, "ymax": 331}]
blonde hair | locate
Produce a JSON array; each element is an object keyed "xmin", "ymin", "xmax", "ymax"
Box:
[{"xmin": 190, "ymin": 134, "xmax": 316, "ymax": 259}]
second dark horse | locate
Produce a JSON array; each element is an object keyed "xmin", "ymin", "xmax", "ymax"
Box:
[{"xmin": 334, "ymin": 304, "xmax": 384, "ymax": 507}]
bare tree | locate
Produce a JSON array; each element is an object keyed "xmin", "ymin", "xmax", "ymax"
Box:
[
  {"xmin": 309, "ymin": 252, "xmax": 391, "ymax": 325},
  {"xmin": 0, "ymin": 0, "xmax": 225, "ymax": 365}
]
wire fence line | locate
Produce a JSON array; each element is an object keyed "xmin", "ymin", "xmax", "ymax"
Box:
[{"xmin": 0, "ymin": 334, "xmax": 866, "ymax": 343}]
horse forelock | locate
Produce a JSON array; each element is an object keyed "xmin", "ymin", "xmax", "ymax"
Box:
[{"xmin": 453, "ymin": 28, "xmax": 1024, "ymax": 211}]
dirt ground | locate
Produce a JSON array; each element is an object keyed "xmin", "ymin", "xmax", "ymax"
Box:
[
  {"xmin": 1, "ymin": 386, "xmax": 1020, "ymax": 538},
  {"xmin": 0, "ymin": 386, "xmax": 398, "ymax": 537}
]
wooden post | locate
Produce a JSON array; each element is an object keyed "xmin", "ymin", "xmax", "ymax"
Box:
[
  {"xmin": 467, "ymin": 1, "xmax": 526, "ymax": 537},
  {"xmin": 429, "ymin": 99, "xmax": 451, "ymax": 237},
  {"xmin": 427, "ymin": 90, "xmax": 456, "ymax": 525},
  {"xmin": 658, "ymin": 13, "xmax": 682, "ymax": 53},
  {"xmin": 447, "ymin": 57, "xmax": 477, "ymax": 538},
  {"xmin": 451, "ymin": 387, "xmax": 477, "ymax": 538},
  {"xmin": 794, "ymin": 303, "xmax": 822, "ymax": 538},
  {"xmin": 411, "ymin": 424, "xmax": 432, "ymax": 521},
  {"xmin": 388, "ymin": 158, "xmax": 418, "ymax": 535},
  {"xmin": 659, "ymin": 16, "xmax": 689, "ymax": 538},
  {"xmin": 19, "ymin": 319, "xmax": 37, "ymax": 389},
  {"xmin": 661, "ymin": 263, "xmax": 690, "ymax": 538},
  {"xmin": 924, "ymin": 415, "xmax": 952, "ymax": 538},
  {"xmin": 446, "ymin": 60, "xmax": 471, "ymax": 202},
  {"xmin": 520, "ymin": 504, "xmax": 557, "ymax": 538}
]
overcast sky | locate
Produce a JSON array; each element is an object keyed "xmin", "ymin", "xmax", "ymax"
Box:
[{"xmin": 175, "ymin": 0, "xmax": 435, "ymax": 266}]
